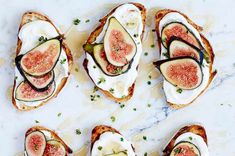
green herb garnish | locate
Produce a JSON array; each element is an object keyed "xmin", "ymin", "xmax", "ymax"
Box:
[
  {"xmin": 60, "ymin": 58, "xmax": 66, "ymax": 64},
  {"xmin": 75, "ymin": 129, "xmax": 81, "ymax": 135},
  {"xmin": 57, "ymin": 113, "xmax": 62, "ymax": 117},
  {"xmin": 144, "ymin": 52, "xmax": 148, "ymax": 56},
  {"xmin": 97, "ymin": 77, "xmax": 106, "ymax": 84},
  {"xmin": 120, "ymin": 137, "xmax": 124, "ymax": 141},
  {"xmin": 110, "ymin": 116, "xmax": 116, "ymax": 122},
  {"xmin": 35, "ymin": 120, "xmax": 40, "ymax": 123},
  {"xmin": 143, "ymin": 136, "xmax": 147, "ymax": 140},
  {"xmin": 85, "ymin": 19, "xmax": 90, "ymax": 23},
  {"xmin": 73, "ymin": 18, "xmax": 81, "ymax": 25},
  {"xmin": 147, "ymin": 81, "xmax": 151, "ymax": 85},
  {"xmin": 176, "ymin": 88, "xmax": 183, "ymax": 94},
  {"xmin": 133, "ymin": 108, "xmax": 137, "ymax": 111},
  {"xmin": 38, "ymin": 36, "xmax": 47, "ymax": 43},
  {"xmin": 150, "ymin": 44, "xmax": 155, "ymax": 48},
  {"xmin": 109, "ymin": 88, "xmax": 114, "ymax": 94},
  {"xmin": 98, "ymin": 146, "xmax": 102, "ymax": 150}
]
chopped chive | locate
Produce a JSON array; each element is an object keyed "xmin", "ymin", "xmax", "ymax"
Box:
[
  {"xmin": 176, "ymin": 88, "xmax": 183, "ymax": 94},
  {"xmin": 147, "ymin": 103, "xmax": 151, "ymax": 107},
  {"xmin": 35, "ymin": 120, "xmax": 40, "ymax": 123},
  {"xmin": 120, "ymin": 104, "xmax": 125, "ymax": 108},
  {"xmin": 189, "ymin": 136, "xmax": 193, "ymax": 140},
  {"xmin": 133, "ymin": 108, "xmax": 137, "ymax": 111},
  {"xmin": 38, "ymin": 36, "xmax": 47, "ymax": 43},
  {"xmin": 144, "ymin": 52, "xmax": 148, "ymax": 56},
  {"xmin": 133, "ymin": 34, "xmax": 139, "ymax": 38},
  {"xmin": 143, "ymin": 136, "xmax": 147, "ymax": 140},
  {"xmin": 147, "ymin": 81, "xmax": 151, "ymax": 85},
  {"xmin": 75, "ymin": 129, "xmax": 81, "ymax": 135},
  {"xmin": 150, "ymin": 44, "xmax": 155, "ymax": 48},
  {"xmin": 85, "ymin": 19, "xmax": 90, "ymax": 23},
  {"xmin": 97, "ymin": 77, "xmax": 106, "ymax": 84},
  {"xmin": 109, "ymin": 88, "xmax": 114, "ymax": 94},
  {"xmin": 60, "ymin": 58, "xmax": 66, "ymax": 64},
  {"xmin": 75, "ymin": 68, "xmax": 79, "ymax": 72},
  {"xmin": 120, "ymin": 137, "xmax": 124, "ymax": 141},
  {"xmin": 98, "ymin": 146, "xmax": 102, "ymax": 150},
  {"xmin": 144, "ymin": 152, "xmax": 148, "ymax": 156},
  {"xmin": 73, "ymin": 18, "xmax": 81, "ymax": 25},
  {"xmin": 93, "ymin": 65, "xmax": 96, "ymax": 68},
  {"xmin": 57, "ymin": 113, "xmax": 62, "ymax": 117},
  {"xmin": 110, "ymin": 116, "xmax": 116, "ymax": 122}
]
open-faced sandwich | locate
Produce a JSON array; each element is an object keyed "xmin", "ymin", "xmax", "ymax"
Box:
[
  {"xmin": 90, "ymin": 125, "xmax": 135, "ymax": 156},
  {"xmin": 153, "ymin": 9, "xmax": 217, "ymax": 108},
  {"xmin": 12, "ymin": 12, "xmax": 73, "ymax": 111},
  {"xmin": 83, "ymin": 3, "xmax": 146, "ymax": 102},
  {"xmin": 24, "ymin": 126, "xmax": 72, "ymax": 156},
  {"xmin": 163, "ymin": 125, "xmax": 209, "ymax": 156}
]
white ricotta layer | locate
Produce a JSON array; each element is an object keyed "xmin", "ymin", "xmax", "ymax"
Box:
[
  {"xmin": 159, "ymin": 12, "xmax": 210, "ymax": 105},
  {"xmin": 14, "ymin": 20, "xmax": 69, "ymax": 107},
  {"xmin": 86, "ymin": 3, "xmax": 143, "ymax": 98}
]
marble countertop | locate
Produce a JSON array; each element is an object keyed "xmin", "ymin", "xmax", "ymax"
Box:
[{"xmin": 0, "ymin": 0, "xmax": 234, "ymax": 155}]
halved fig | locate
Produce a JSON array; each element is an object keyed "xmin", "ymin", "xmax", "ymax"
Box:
[
  {"xmin": 25, "ymin": 131, "xmax": 46, "ymax": 156},
  {"xmin": 168, "ymin": 37, "xmax": 203, "ymax": 64},
  {"xmin": 24, "ymin": 71, "xmax": 54, "ymax": 91},
  {"xmin": 15, "ymin": 81, "xmax": 55, "ymax": 102},
  {"xmin": 43, "ymin": 140, "xmax": 66, "ymax": 156},
  {"xmin": 104, "ymin": 17, "xmax": 137, "ymax": 67},
  {"xmin": 154, "ymin": 57, "xmax": 203, "ymax": 90},
  {"xmin": 93, "ymin": 44, "xmax": 129, "ymax": 76},
  {"xmin": 170, "ymin": 141, "xmax": 200, "ymax": 156},
  {"xmin": 161, "ymin": 22, "xmax": 201, "ymax": 49},
  {"xmin": 20, "ymin": 38, "xmax": 61, "ymax": 76}
]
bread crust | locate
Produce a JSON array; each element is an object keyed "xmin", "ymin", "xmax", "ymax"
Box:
[
  {"xmin": 25, "ymin": 126, "xmax": 73, "ymax": 154},
  {"xmin": 163, "ymin": 125, "xmax": 207, "ymax": 156},
  {"xmin": 83, "ymin": 3, "xmax": 146, "ymax": 102},
  {"xmin": 12, "ymin": 11, "xmax": 73, "ymax": 111},
  {"xmin": 90, "ymin": 125, "xmax": 135, "ymax": 153},
  {"xmin": 155, "ymin": 9, "xmax": 217, "ymax": 108}
]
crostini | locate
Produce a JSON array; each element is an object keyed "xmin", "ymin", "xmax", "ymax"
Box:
[
  {"xmin": 83, "ymin": 3, "xmax": 146, "ymax": 102},
  {"xmin": 154, "ymin": 9, "xmax": 217, "ymax": 108},
  {"xmin": 24, "ymin": 126, "xmax": 73, "ymax": 156},
  {"xmin": 12, "ymin": 12, "xmax": 73, "ymax": 111},
  {"xmin": 90, "ymin": 125, "xmax": 135, "ymax": 156},
  {"xmin": 163, "ymin": 125, "xmax": 209, "ymax": 156}
]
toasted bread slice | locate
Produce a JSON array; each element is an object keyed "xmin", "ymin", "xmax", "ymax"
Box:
[
  {"xmin": 25, "ymin": 126, "xmax": 73, "ymax": 154},
  {"xmin": 163, "ymin": 125, "xmax": 207, "ymax": 156},
  {"xmin": 12, "ymin": 11, "xmax": 73, "ymax": 111},
  {"xmin": 155, "ymin": 9, "xmax": 217, "ymax": 108},
  {"xmin": 91, "ymin": 125, "xmax": 135, "ymax": 152},
  {"xmin": 83, "ymin": 3, "xmax": 146, "ymax": 103}
]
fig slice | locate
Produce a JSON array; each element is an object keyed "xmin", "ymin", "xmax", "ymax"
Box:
[
  {"xmin": 15, "ymin": 55, "xmax": 55, "ymax": 91},
  {"xmin": 170, "ymin": 141, "xmax": 201, "ymax": 156},
  {"xmin": 161, "ymin": 22, "xmax": 202, "ymax": 49},
  {"xmin": 104, "ymin": 17, "xmax": 137, "ymax": 67},
  {"xmin": 20, "ymin": 38, "xmax": 61, "ymax": 77},
  {"xmin": 25, "ymin": 131, "xmax": 46, "ymax": 156},
  {"xmin": 154, "ymin": 57, "xmax": 203, "ymax": 90},
  {"xmin": 24, "ymin": 71, "xmax": 55, "ymax": 91},
  {"xmin": 93, "ymin": 44, "xmax": 129, "ymax": 76},
  {"xmin": 168, "ymin": 37, "xmax": 203, "ymax": 64},
  {"xmin": 15, "ymin": 81, "xmax": 55, "ymax": 102},
  {"xmin": 43, "ymin": 140, "xmax": 66, "ymax": 156}
]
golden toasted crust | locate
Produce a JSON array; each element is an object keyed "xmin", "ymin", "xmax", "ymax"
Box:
[
  {"xmin": 91, "ymin": 125, "xmax": 135, "ymax": 152},
  {"xmin": 163, "ymin": 125, "xmax": 207, "ymax": 156},
  {"xmin": 25, "ymin": 126, "xmax": 73, "ymax": 154},
  {"xmin": 83, "ymin": 3, "xmax": 146, "ymax": 102},
  {"xmin": 12, "ymin": 11, "xmax": 73, "ymax": 111},
  {"xmin": 155, "ymin": 9, "xmax": 217, "ymax": 108}
]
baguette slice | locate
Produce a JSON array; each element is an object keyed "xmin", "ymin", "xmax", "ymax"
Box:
[
  {"xmin": 12, "ymin": 11, "xmax": 73, "ymax": 111},
  {"xmin": 83, "ymin": 3, "xmax": 146, "ymax": 102},
  {"xmin": 25, "ymin": 126, "xmax": 73, "ymax": 155},
  {"xmin": 163, "ymin": 125, "xmax": 208, "ymax": 156},
  {"xmin": 91, "ymin": 125, "xmax": 135, "ymax": 153},
  {"xmin": 155, "ymin": 9, "xmax": 217, "ymax": 108}
]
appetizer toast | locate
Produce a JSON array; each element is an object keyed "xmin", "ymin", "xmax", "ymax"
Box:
[
  {"xmin": 154, "ymin": 9, "xmax": 217, "ymax": 108},
  {"xmin": 83, "ymin": 3, "xmax": 146, "ymax": 102},
  {"xmin": 25, "ymin": 126, "xmax": 72, "ymax": 155},
  {"xmin": 91, "ymin": 125, "xmax": 135, "ymax": 155},
  {"xmin": 163, "ymin": 125, "xmax": 208, "ymax": 156},
  {"xmin": 12, "ymin": 11, "xmax": 73, "ymax": 111}
]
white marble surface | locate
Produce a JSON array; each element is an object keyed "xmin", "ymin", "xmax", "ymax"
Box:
[{"xmin": 0, "ymin": 0, "xmax": 234, "ymax": 155}]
